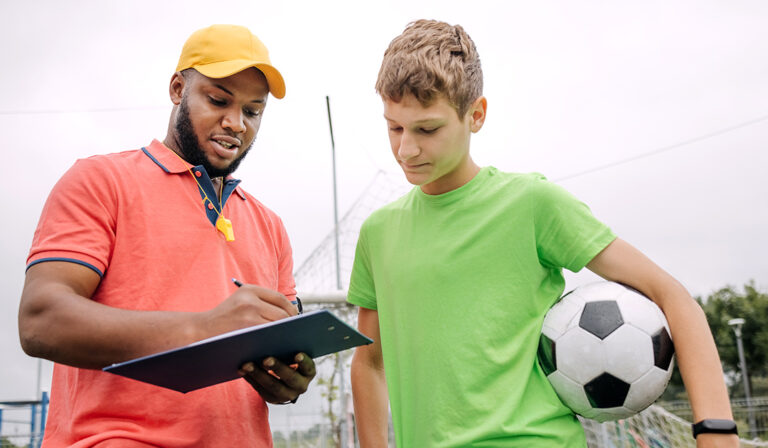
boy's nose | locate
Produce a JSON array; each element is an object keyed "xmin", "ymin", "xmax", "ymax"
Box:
[{"xmin": 397, "ymin": 132, "xmax": 420, "ymax": 160}]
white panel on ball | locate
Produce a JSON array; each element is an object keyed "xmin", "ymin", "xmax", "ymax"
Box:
[
  {"xmin": 541, "ymin": 294, "xmax": 584, "ymax": 337},
  {"xmin": 547, "ymin": 370, "xmax": 592, "ymax": 413},
  {"xmin": 615, "ymin": 289, "xmax": 666, "ymax": 335},
  {"xmin": 555, "ymin": 328, "xmax": 606, "ymax": 385},
  {"xmin": 575, "ymin": 282, "xmax": 624, "ymax": 302},
  {"xmin": 581, "ymin": 406, "xmax": 636, "ymax": 423},
  {"xmin": 602, "ymin": 325, "xmax": 654, "ymax": 383},
  {"xmin": 624, "ymin": 365, "xmax": 675, "ymax": 412}
]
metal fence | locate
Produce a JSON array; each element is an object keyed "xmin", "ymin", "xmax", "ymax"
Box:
[
  {"xmin": 0, "ymin": 393, "xmax": 48, "ymax": 448},
  {"xmin": 4, "ymin": 392, "xmax": 766, "ymax": 446},
  {"xmin": 661, "ymin": 396, "xmax": 768, "ymax": 441}
]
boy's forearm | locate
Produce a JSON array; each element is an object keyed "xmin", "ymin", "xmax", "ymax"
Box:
[
  {"xmin": 663, "ymin": 291, "xmax": 732, "ymax": 421},
  {"xmin": 653, "ymin": 284, "xmax": 740, "ymax": 447},
  {"xmin": 351, "ymin": 356, "xmax": 389, "ymax": 447},
  {"xmin": 586, "ymin": 239, "xmax": 738, "ymax": 446}
]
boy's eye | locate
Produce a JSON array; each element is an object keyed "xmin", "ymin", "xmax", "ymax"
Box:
[
  {"xmin": 388, "ymin": 126, "xmax": 403, "ymax": 132},
  {"xmin": 419, "ymin": 127, "xmax": 438, "ymax": 134}
]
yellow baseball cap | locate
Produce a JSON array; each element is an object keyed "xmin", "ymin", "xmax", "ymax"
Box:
[{"xmin": 176, "ymin": 24, "xmax": 286, "ymax": 99}]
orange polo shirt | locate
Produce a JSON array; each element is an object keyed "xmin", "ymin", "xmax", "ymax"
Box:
[{"xmin": 27, "ymin": 139, "xmax": 295, "ymax": 447}]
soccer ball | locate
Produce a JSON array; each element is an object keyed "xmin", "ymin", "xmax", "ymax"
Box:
[{"xmin": 537, "ymin": 281, "xmax": 675, "ymax": 422}]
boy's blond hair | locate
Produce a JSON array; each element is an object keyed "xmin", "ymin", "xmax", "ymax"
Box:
[{"xmin": 375, "ymin": 19, "xmax": 483, "ymax": 118}]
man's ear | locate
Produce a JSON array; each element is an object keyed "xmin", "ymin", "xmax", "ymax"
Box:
[
  {"xmin": 169, "ymin": 72, "xmax": 186, "ymax": 106},
  {"xmin": 468, "ymin": 96, "xmax": 487, "ymax": 133}
]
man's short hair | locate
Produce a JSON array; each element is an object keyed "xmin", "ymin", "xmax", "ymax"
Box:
[{"xmin": 375, "ymin": 19, "xmax": 483, "ymax": 118}]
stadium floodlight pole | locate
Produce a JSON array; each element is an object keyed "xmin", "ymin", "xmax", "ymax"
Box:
[
  {"xmin": 326, "ymin": 95, "xmax": 349, "ymax": 448},
  {"xmin": 728, "ymin": 317, "xmax": 757, "ymax": 439},
  {"xmin": 325, "ymin": 95, "xmax": 342, "ymax": 291}
]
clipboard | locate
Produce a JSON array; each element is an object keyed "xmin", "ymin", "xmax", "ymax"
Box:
[{"xmin": 103, "ymin": 309, "xmax": 372, "ymax": 393}]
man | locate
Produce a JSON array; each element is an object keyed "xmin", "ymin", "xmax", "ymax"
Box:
[{"xmin": 19, "ymin": 24, "xmax": 315, "ymax": 447}]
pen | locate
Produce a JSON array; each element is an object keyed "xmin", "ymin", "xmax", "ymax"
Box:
[{"xmin": 231, "ymin": 278, "xmax": 302, "ymax": 314}]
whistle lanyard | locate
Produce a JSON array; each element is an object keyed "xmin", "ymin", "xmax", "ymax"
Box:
[{"xmin": 166, "ymin": 147, "xmax": 235, "ymax": 242}]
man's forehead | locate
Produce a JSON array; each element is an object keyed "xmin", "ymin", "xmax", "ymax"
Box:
[{"xmin": 189, "ymin": 68, "xmax": 269, "ymax": 99}]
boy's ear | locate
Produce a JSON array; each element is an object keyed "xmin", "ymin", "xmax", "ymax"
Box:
[{"xmin": 468, "ymin": 96, "xmax": 487, "ymax": 133}]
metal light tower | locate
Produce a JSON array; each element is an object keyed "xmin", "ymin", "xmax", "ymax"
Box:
[
  {"xmin": 728, "ymin": 318, "xmax": 757, "ymax": 439},
  {"xmin": 326, "ymin": 96, "xmax": 350, "ymax": 448}
]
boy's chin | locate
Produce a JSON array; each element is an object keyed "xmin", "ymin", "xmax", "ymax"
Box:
[{"xmin": 401, "ymin": 170, "xmax": 431, "ymax": 187}]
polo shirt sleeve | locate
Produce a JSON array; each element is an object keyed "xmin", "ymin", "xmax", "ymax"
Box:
[
  {"xmin": 27, "ymin": 157, "xmax": 117, "ymax": 276},
  {"xmin": 275, "ymin": 216, "xmax": 297, "ymax": 301},
  {"xmin": 530, "ymin": 175, "xmax": 616, "ymax": 272},
  {"xmin": 347, "ymin": 219, "xmax": 377, "ymax": 310}
]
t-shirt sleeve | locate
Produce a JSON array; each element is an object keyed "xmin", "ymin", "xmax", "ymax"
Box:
[
  {"xmin": 27, "ymin": 158, "xmax": 118, "ymax": 276},
  {"xmin": 531, "ymin": 175, "xmax": 616, "ymax": 272},
  {"xmin": 347, "ymin": 219, "xmax": 377, "ymax": 310}
]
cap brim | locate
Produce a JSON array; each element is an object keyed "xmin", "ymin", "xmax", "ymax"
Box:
[{"xmin": 194, "ymin": 60, "xmax": 286, "ymax": 99}]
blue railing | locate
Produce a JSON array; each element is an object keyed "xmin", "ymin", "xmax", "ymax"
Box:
[{"xmin": 0, "ymin": 392, "xmax": 49, "ymax": 448}]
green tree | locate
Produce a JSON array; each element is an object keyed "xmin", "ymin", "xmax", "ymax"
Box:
[
  {"xmin": 0, "ymin": 436, "xmax": 26, "ymax": 448},
  {"xmin": 662, "ymin": 281, "xmax": 768, "ymax": 401},
  {"xmin": 698, "ymin": 281, "xmax": 768, "ymax": 397}
]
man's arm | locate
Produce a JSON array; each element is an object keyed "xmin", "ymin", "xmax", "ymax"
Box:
[
  {"xmin": 586, "ymin": 238, "xmax": 738, "ymax": 448},
  {"xmin": 351, "ymin": 307, "xmax": 389, "ymax": 448},
  {"xmin": 19, "ymin": 261, "xmax": 312, "ymax": 403}
]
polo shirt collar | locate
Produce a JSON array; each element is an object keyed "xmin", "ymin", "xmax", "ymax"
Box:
[{"xmin": 142, "ymin": 139, "xmax": 247, "ymax": 200}]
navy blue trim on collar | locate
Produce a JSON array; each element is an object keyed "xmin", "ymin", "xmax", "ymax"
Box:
[
  {"xmin": 141, "ymin": 147, "xmax": 171, "ymax": 173},
  {"xmin": 141, "ymin": 146, "xmax": 245, "ymax": 226},
  {"xmin": 27, "ymin": 258, "xmax": 104, "ymax": 277},
  {"xmin": 192, "ymin": 168, "xmax": 243, "ymax": 226},
  {"xmin": 222, "ymin": 178, "xmax": 242, "ymax": 205}
]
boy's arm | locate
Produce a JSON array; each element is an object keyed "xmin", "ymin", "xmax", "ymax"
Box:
[
  {"xmin": 351, "ymin": 307, "xmax": 389, "ymax": 448},
  {"xmin": 586, "ymin": 238, "xmax": 738, "ymax": 448}
]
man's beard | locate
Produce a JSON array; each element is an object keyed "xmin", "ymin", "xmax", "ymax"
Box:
[{"xmin": 175, "ymin": 97, "xmax": 251, "ymax": 178}]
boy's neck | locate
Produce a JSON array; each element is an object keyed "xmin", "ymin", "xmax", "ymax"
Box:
[{"xmin": 420, "ymin": 159, "xmax": 481, "ymax": 195}]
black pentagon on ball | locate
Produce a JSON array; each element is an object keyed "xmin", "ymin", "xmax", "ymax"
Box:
[
  {"xmin": 652, "ymin": 327, "xmax": 675, "ymax": 370},
  {"xmin": 584, "ymin": 373, "xmax": 631, "ymax": 408},
  {"xmin": 537, "ymin": 334, "xmax": 557, "ymax": 376},
  {"xmin": 579, "ymin": 300, "xmax": 624, "ymax": 340}
]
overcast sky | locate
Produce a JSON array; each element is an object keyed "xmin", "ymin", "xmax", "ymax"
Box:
[{"xmin": 1, "ymin": 0, "xmax": 767, "ymax": 409}]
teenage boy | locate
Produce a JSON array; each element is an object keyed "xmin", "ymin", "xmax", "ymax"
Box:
[
  {"xmin": 19, "ymin": 25, "xmax": 314, "ymax": 447},
  {"xmin": 348, "ymin": 19, "xmax": 737, "ymax": 448}
]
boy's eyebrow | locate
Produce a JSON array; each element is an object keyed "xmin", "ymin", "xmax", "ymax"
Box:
[
  {"xmin": 212, "ymin": 83, "xmax": 266, "ymax": 104},
  {"xmin": 383, "ymin": 114, "xmax": 443, "ymax": 124}
]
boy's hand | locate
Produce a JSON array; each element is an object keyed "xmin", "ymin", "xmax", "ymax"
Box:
[{"xmin": 238, "ymin": 353, "xmax": 316, "ymax": 404}]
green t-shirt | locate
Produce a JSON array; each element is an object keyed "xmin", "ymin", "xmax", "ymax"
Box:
[{"xmin": 348, "ymin": 167, "xmax": 616, "ymax": 447}]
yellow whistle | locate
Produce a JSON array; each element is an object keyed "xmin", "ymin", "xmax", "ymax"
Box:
[{"xmin": 216, "ymin": 216, "xmax": 235, "ymax": 242}]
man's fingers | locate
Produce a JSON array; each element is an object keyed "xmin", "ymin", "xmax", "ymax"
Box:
[
  {"xmin": 237, "ymin": 284, "xmax": 297, "ymax": 317},
  {"xmin": 294, "ymin": 353, "xmax": 316, "ymax": 378},
  {"xmin": 262, "ymin": 357, "xmax": 311, "ymax": 393},
  {"xmin": 239, "ymin": 361, "xmax": 295, "ymax": 403}
]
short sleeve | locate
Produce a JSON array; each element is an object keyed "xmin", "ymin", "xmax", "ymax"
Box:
[
  {"xmin": 347, "ymin": 220, "xmax": 377, "ymax": 310},
  {"xmin": 27, "ymin": 157, "xmax": 119, "ymax": 276},
  {"xmin": 274, "ymin": 216, "xmax": 297, "ymax": 301},
  {"xmin": 531, "ymin": 175, "xmax": 616, "ymax": 272}
]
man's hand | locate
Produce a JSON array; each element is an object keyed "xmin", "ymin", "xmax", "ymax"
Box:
[
  {"xmin": 199, "ymin": 283, "xmax": 298, "ymax": 338},
  {"xmin": 238, "ymin": 353, "xmax": 316, "ymax": 404}
]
